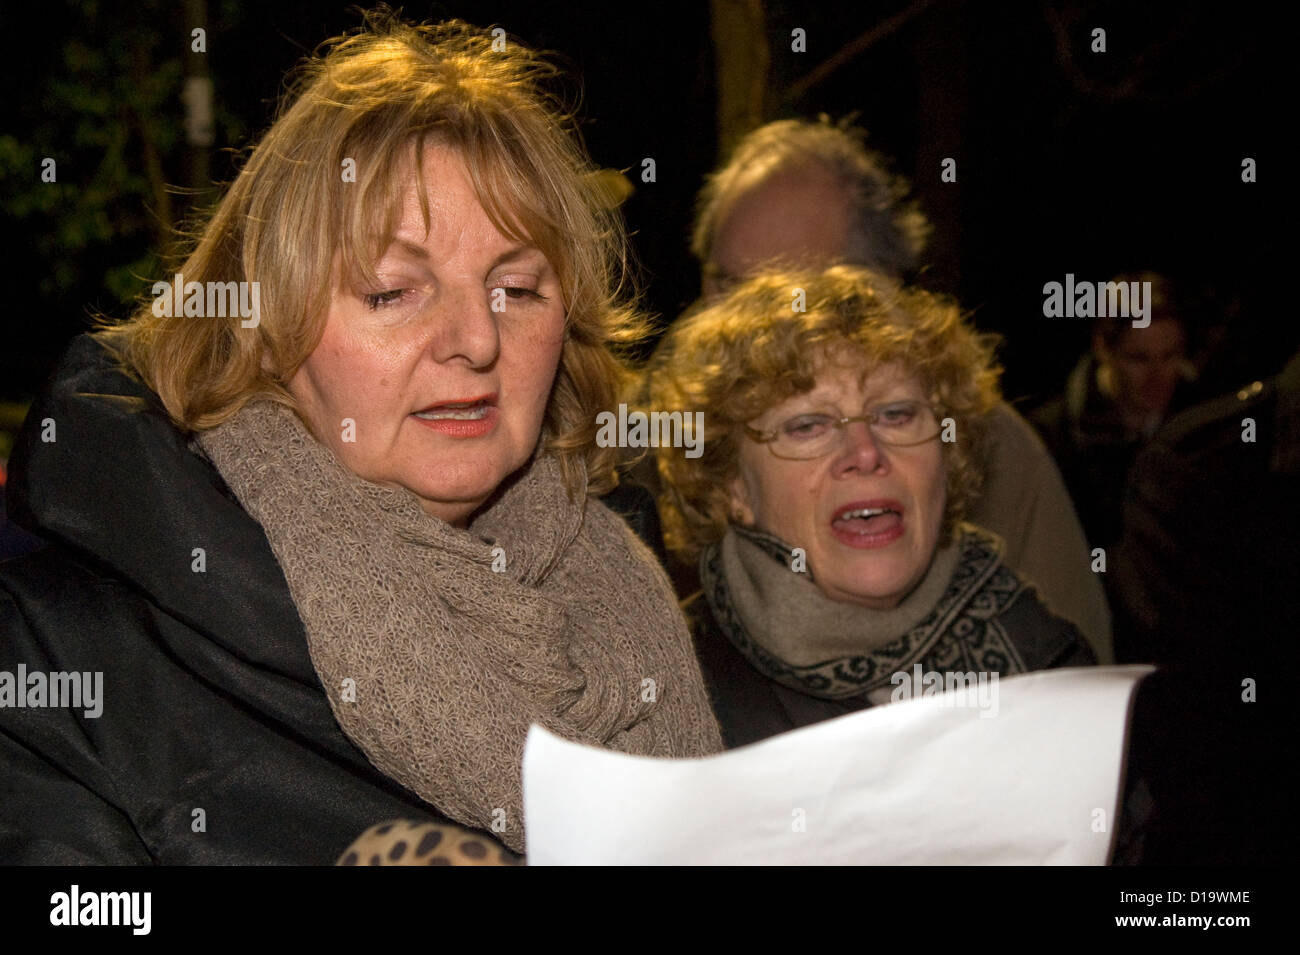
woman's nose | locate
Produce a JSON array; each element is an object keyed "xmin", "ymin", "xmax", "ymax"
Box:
[
  {"xmin": 427, "ymin": 285, "xmax": 500, "ymax": 369},
  {"xmin": 832, "ymin": 420, "xmax": 886, "ymax": 474}
]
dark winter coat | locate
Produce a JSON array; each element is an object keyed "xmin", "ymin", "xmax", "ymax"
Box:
[{"xmin": 0, "ymin": 336, "xmax": 462, "ymax": 863}]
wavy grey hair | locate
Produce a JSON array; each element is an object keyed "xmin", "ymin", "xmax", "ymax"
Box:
[{"xmin": 691, "ymin": 117, "xmax": 931, "ymax": 284}]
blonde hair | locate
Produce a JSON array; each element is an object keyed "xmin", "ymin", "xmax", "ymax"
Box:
[
  {"xmin": 646, "ymin": 265, "xmax": 1002, "ymax": 562},
  {"xmin": 96, "ymin": 11, "xmax": 644, "ymax": 495}
]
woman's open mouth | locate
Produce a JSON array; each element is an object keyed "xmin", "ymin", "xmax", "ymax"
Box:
[
  {"xmin": 411, "ymin": 395, "xmax": 499, "ymax": 437},
  {"xmin": 830, "ymin": 499, "xmax": 905, "ymax": 548}
]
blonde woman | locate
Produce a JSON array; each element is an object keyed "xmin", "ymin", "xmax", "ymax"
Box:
[{"xmin": 0, "ymin": 13, "xmax": 720, "ymax": 864}]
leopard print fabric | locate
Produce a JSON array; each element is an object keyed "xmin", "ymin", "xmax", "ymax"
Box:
[{"xmin": 337, "ymin": 819, "xmax": 524, "ymax": 866}]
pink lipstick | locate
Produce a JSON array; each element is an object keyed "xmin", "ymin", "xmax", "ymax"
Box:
[
  {"xmin": 830, "ymin": 498, "xmax": 905, "ymax": 548},
  {"xmin": 411, "ymin": 393, "xmax": 499, "ymax": 438}
]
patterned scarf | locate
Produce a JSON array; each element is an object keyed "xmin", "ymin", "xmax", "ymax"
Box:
[
  {"xmin": 198, "ymin": 400, "xmax": 722, "ymax": 852},
  {"xmin": 699, "ymin": 523, "xmax": 1039, "ymax": 700}
]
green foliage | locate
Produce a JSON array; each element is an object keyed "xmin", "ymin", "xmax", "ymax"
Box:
[{"xmin": 1, "ymin": 2, "xmax": 216, "ymax": 310}]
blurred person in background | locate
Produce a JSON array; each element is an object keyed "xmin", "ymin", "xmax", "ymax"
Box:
[
  {"xmin": 1109, "ymin": 347, "xmax": 1299, "ymax": 864},
  {"xmin": 1032, "ymin": 273, "xmax": 1194, "ymax": 552},
  {"xmin": 687, "ymin": 116, "xmax": 1113, "ymax": 663}
]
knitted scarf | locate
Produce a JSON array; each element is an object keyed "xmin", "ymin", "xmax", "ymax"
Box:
[
  {"xmin": 699, "ymin": 523, "xmax": 1038, "ymax": 701},
  {"xmin": 197, "ymin": 401, "xmax": 722, "ymax": 852}
]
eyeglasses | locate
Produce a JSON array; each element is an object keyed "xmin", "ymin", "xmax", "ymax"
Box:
[{"xmin": 744, "ymin": 400, "xmax": 943, "ymax": 460}]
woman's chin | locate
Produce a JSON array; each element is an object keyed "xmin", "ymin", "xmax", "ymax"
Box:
[
  {"xmin": 409, "ymin": 496, "xmax": 476, "ymax": 527},
  {"xmin": 403, "ymin": 480, "xmax": 502, "ymax": 525},
  {"xmin": 400, "ymin": 455, "xmax": 521, "ymax": 511},
  {"xmin": 815, "ymin": 552, "xmax": 922, "ymax": 610}
]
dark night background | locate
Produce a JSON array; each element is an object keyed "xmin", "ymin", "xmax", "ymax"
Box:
[
  {"xmin": 0, "ymin": 1, "xmax": 1281, "ymax": 418},
  {"xmin": 0, "ymin": 0, "xmax": 1290, "ymax": 875}
]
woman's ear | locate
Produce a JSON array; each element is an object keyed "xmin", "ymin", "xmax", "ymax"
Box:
[{"xmin": 727, "ymin": 473, "xmax": 754, "ymax": 526}]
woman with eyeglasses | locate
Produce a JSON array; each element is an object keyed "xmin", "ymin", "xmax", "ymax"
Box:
[{"xmin": 645, "ymin": 265, "xmax": 1096, "ymax": 748}]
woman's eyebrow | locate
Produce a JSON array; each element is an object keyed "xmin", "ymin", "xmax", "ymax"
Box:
[
  {"xmin": 867, "ymin": 388, "xmax": 922, "ymax": 403},
  {"xmin": 378, "ymin": 239, "xmax": 545, "ymax": 270},
  {"xmin": 383, "ymin": 238, "xmax": 431, "ymax": 261},
  {"xmin": 784, "ymin": 393, "xmax": 840, "ymax": 413},
  {"xmin": 488, "ymin": 244, "xmax": 546, "ymax": 270},
  {"xmin": 790, "ymin": 387, "xmax": 918, "ymax": 412}
]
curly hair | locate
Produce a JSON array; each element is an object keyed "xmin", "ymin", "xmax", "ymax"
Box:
[
  {"xmin": 95, "ymin": 10, "xmax": 644, "ymax": 496},
  {"xmin": 646, "ymin": 265, "xmax": 1002, "ymax": 562}
]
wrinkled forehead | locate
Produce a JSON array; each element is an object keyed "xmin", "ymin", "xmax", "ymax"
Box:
[
  {"xmin": 753, "ymin": 353, "xmax": 924, "ymax": 424},
  {"xmin": 814, "ymin": 355, "xmax": 922, "ymax": 398},
  {"xmin": 338, "ymin": 135, "xmax": 540, "ymax": 285}
]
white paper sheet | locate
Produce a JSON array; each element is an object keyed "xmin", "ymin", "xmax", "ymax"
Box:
[{"xmin": 523, "ymin": 665, "xmax": 1153, "ymax": 864}]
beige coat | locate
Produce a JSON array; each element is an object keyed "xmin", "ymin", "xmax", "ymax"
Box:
[{"xmin": 970, "ymin": 402, "xmax": 1114, "ymax": 663}]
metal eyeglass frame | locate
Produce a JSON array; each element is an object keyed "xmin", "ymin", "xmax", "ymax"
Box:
[{"xmin": 743, "ymin": 401, "xmax": 945, "ymax": 460}]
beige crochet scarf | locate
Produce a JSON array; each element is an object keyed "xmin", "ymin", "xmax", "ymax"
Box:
[{"xmin": 197, "ymin": 400, "xmax": 722, "ymax": 852}]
